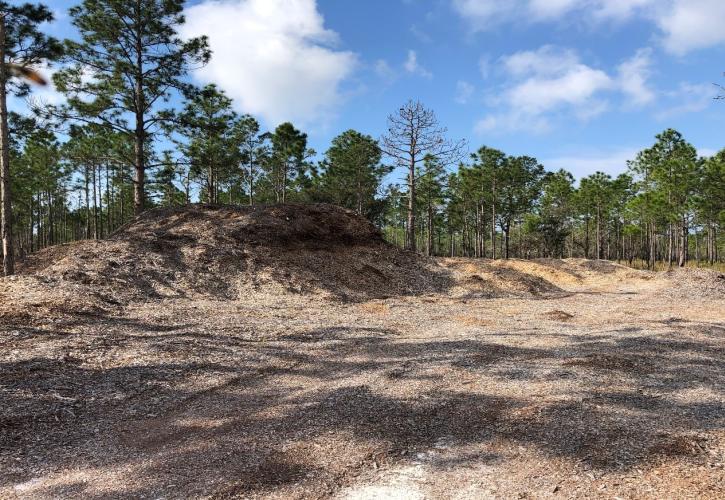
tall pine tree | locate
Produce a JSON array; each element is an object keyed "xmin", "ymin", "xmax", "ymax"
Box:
[
  {"xmin": 0, "ymin": 2, "xmax": 61, "ymax": 275},
  {"xmin": 54, "ymin": 0, "xmax": 210, "ymax": 215}
]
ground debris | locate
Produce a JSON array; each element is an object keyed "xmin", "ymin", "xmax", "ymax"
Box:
[{"xmin": 0, "ymin": 206, "xmax": 723, "ymax": 499}]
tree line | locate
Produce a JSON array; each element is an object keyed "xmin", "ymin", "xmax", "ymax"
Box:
[
  {"xmin": 1, "ymin": 1, "xmax": 723, "ymax": 276},
  {"xmin": 384, "ymin": 127, "xmax": 723, "ymax": 270}
]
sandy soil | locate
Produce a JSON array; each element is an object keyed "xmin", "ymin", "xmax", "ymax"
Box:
[{"xmin": 1, "ymin": 257, "xmax": 723, "ymax": 499}]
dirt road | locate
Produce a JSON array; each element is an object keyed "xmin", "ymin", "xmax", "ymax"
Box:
[{"xmin": 1, "ymin": 259, "xmax": 723, "ymax": 499}]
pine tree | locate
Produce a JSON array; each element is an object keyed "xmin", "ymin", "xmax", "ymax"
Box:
[
  {"xmin": 497, "ymin": 155, "xmax": 545, "ymax": 259},
  {"xmin": 175, "ymin": 84, "xmax": 240, "ymax": 204},
  {"xmin": 317, "ymin": 130, "xmax": 389, "ymax": 218},
  {"xmin": 233, "ymin": 116, "xmax": 268, "ymax": 206},
  {"xmin": 267, "ymin": 123, "xmax": 312, "ymax": 204},
  {"xmin": 53, "ymin": 0, "xmax": 210, "ymax": 215},
  {"xmin": 470, "ymin": 147, "xmax": 507, "ymax": 259},
  {"xmin": 699, "ymin": 151, "xmax": 725, "ymax": 264},
  {"xmin": 417, "ymin": 155, "xmax": 446, "ymax": 256},
  {"xmin": 537, "ymin": 169, "xmax": 575, "ymax": 258},
  {"xmin": 381, "ymin": 100, "xmax": 465, "ymax": 252},
  {"xmin": 0, "ymin": 1, "xmax": 61, "ymax": 275},
  {"xmin": 578, "ymin": 172, "xmax": 613, "ymax": 260}
]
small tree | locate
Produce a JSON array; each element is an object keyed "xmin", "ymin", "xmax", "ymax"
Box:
[
  {"xmin": 471, "ymin": 146, "xmax": 507, "ymax": 259},
  {"xmin": 698, "ymin": 151, "xmax": 724, "ymax": 264},
  {"xmin": 497, "ymin": 155, "xmax": 545, "ymax": 259},
  {"xmin": 537, "ymin": 169, "xmax": 575, "ymax": 258},
  {"xmin": 578, "ymin": 172, "xmax": 613, "ymax": 260},
  {"xmin": 176, "ymin": 85, "xmax": 240, "ymax": 204},
  {"xmin": 317, "ymin": 129, "xmax": 389, "ymax": 218},
  {"xmin": 381, "ymin": 100, "xmax": 465, "ymax": 252},
  {"xmin": 233, "ymin": 116, "xmax": 268, "ymax": 206},
  {"xmin": 267, "ymin": 122, "xmax": 312, "ymax": 204},
  {"xmin": 417, "ymin": 154, "xmax": 446, "ymax": 256}
]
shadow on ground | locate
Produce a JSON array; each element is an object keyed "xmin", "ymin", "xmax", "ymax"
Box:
[{"xmin": 1, "ymin": 309, "xmax": 723, "ymax": 498}]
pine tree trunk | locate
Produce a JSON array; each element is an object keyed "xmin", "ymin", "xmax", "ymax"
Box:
[
  {"xmin": 0, "ymin": 14, "xmax": 14, "ymax": 276},
  {"xmin": 133, "ymin": 7, "xmax": 145, "ymax": 216},
  {"xmin": 678, "ymin": 216, "xmax": 687, "ymax": 267},
  {"xmin": 407, "ymin": 157, "xmax": 416, "ymax": 252},
  {"xmin": 106, "ymin": 162, "xmax": 112, "ymax": 232},
  {"xmin": 92, "ymin": 165, "xmax": 99, "ymax": 240},
  {"xmin": 596, "ymin": 205, "xmax": 602, "ymax": 259},
  {"xmin": 248, "ymin": 157, "xmax": 254, "ymax": 206},
  {"xmin": 84, "ymin": 166, "xmax": 90, "ymax": 238},
  {"xmin": 649, "ymin": 223, "xmax": 656, "ymax": 270},
  {"xmin": 695, "ymin": 231, "xmax": 700, "ymax": 264},
  {"xmin": 504, "ymin": 221, "xmax": 510, "ymax": 259},
  {"xmin": 667, "ymin": 223, "xmax": 674, "ymax": 268},
  {"xmin": 491, "ymin": 184, "xmax": 496, "ymax": 260},
  {"xmin": 207, "ymin": 164, "xmax": 215, "ymax": 203},
  {"xmin": 426, "ymin": 203, "xmax": 433, "ymax": 257},
  {"xmin": 282, "ymin": 160, "xmax": 288, "ymax": 204}
]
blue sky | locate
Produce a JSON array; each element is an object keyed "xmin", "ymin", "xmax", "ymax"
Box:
[{"xmin": 11, "ymin": 0, "xmax": 725, "ymax": 182}]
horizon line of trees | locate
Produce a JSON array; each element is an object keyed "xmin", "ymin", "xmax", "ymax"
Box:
[{"xmin": 1, "ymin": 1, "xmax": 723, "ymax": 277}]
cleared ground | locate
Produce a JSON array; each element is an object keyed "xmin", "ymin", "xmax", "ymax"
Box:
[{"xmin": 1, "ymin": 206, "xmax": 723, "ymax": 499}]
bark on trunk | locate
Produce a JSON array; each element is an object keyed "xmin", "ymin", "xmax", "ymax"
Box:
[
  {"xmin": 596, "ymin": 205, "xmax": 602, "ymax": 259},
  {"xmin": 0, "ymin": 15, "xmax": 14, "ymax": 275},
  {"xmin": 503, "ymin": 221, "xmax": 510, "ymax": 260},
  {"xmin": 426, "ymin": 203, "xmax": 433, "ymax": 257},
  {"xmin": 133, "ymin": 3, "xmax": 145, "ymax": 216},
  {"xmin": 490, "ymin": 185, "xmax": 496, "ymax": 260},
  {"xmin": 678, "ymin": 217, "xmax": 688, "ymax": 267},
  {"xmin": 406, "ymin": 157, "xmax": 416, "ymax": 252}
]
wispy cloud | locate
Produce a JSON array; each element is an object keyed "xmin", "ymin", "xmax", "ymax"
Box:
[
  {"xmin": 455, "ymin": 80, "xmax": 474, "ymax": 104},
  {"xmin": 452, "ymin": 0, "xmax": 725, "ymax": 55},
  {"xmin": 655, "ymin": 82, "xmax": 716, "ymax": 120},
  {"xmin": 404, "ymin": 50, "xmax": 433, "ymax": 79}
]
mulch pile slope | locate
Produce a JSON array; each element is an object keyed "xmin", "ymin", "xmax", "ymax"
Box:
[{"xmin": 3, "ymin": 204, "xmax": 450, "ymax": 321}]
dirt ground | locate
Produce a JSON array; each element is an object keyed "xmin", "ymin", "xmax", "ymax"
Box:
[{"xmin": 0, "ymin": 206, "xmax": 723, "ymax": 499}]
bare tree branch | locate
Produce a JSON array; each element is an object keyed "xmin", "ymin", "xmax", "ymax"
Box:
[{"xmin": 380, "ymin": 100, "xmax": 467, "ymax": 252}]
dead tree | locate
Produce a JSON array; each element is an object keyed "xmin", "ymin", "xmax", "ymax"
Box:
[{"xmin": 381, "ymin": 100, "xmax": 465, "ymax": 252}]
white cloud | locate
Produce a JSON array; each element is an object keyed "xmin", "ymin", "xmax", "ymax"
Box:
[
  {"xmin": 476, "ymin": 46, "xmax": 613, "ymax": 133},
  {"xmin": 404, "ymin": 50, "xmax": 433, "ymax": 78},
  {"xmin": 617, "ymin": 48, "xmax": 655, "ymax": 107},
  {"xmin": 455, "ymin": 80, "xmax": 474, "ymax": 104},
  {"xmin": 527, "ymin": 0, "xmax": 583, "ymax": 20},
  {"xmin": 472, "ymin": 45, "xmax": 682, "ymax": 134},
  {"xmin": 475, "ymin": 113, "xmax": 551, "ymax": 135},
  {"xmin": 502, "ymin": 46, "xmax": 581, "ymax": 78},
  {"xmin": 656, "ymin": 0, "xmax": 725, "ymax": 55},
  {"xmin": 410, "ymin": 24, "xmax": 433, "ymax": 43},
  {"xmin": 452, "ymin": 0, "xmax": 725, "ymax": 54},
  {"xmin": 506, "ymin": 65, "xmax": 612, "ymax": 116},
  {"xmin": 451, "ymin": 0, "xmax": 507, "ymax": 27},
  {"xmin": 180, "ymin": 0, "xmax": 357, "ymax": 127}
]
